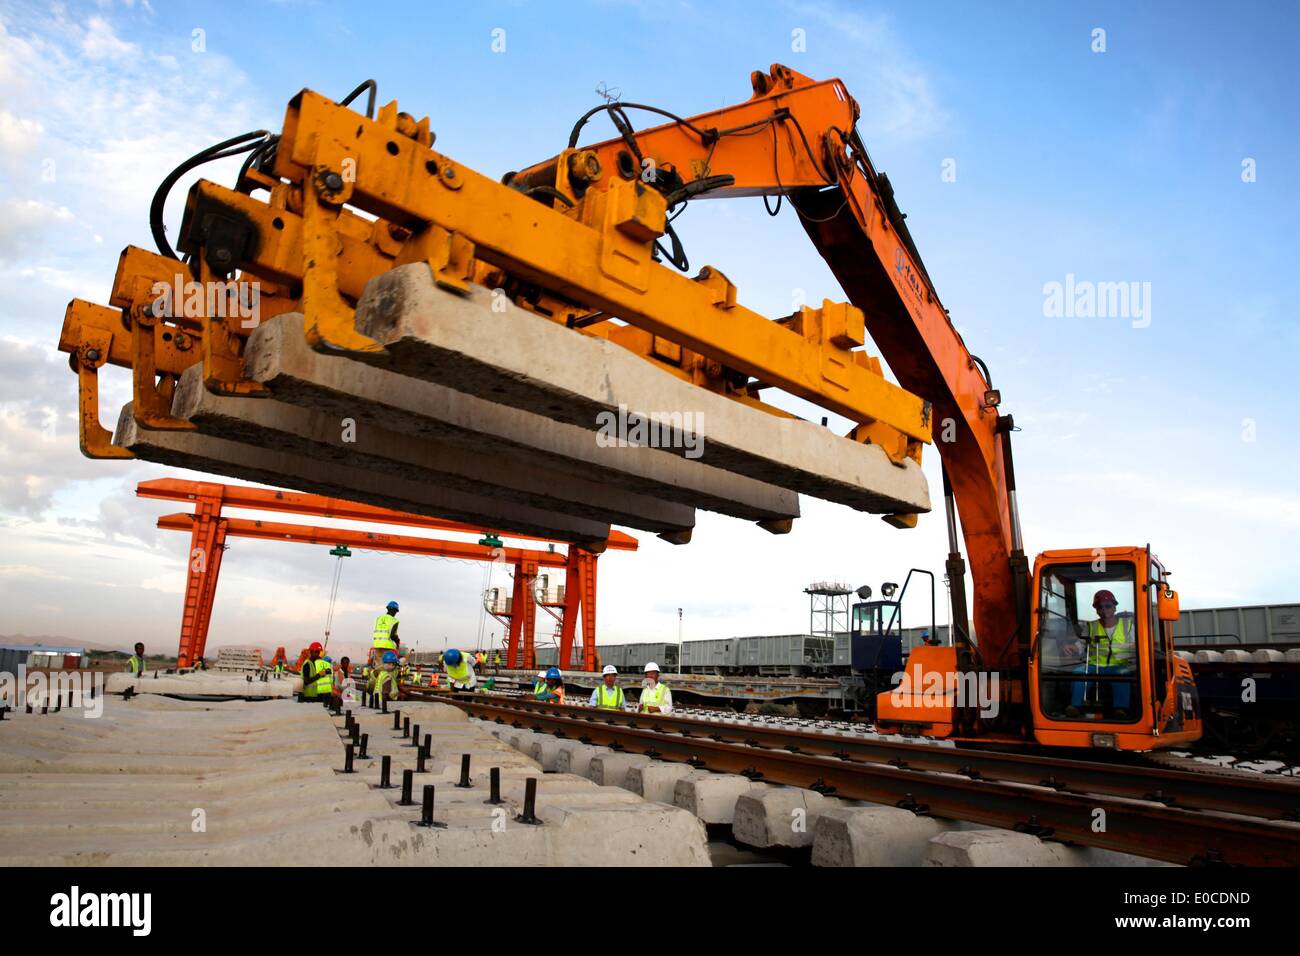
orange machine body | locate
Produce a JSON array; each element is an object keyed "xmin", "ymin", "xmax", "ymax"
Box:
[{"xmin": 877, "ymin": 547, "xmax": 1201, "ymax": 751}]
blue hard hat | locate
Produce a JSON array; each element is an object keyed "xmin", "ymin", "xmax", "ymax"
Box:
[
  {"xmin": 323, "ymin": 656, "xmax": 333, "ymax": 663},
  {"xmin": 382, "ymin": 651, "xmax": 398, "ymax": 664},
  {"xmin": 545, "ymin": 667, "xmax": 561, "ymax": 680},
  {"xmin": 444, "ymin": 648, "xmax": 462, "ymax": 665},
  {"xmin": 386, "ymin": 601, "xmax": 399, "ymax": 612}
]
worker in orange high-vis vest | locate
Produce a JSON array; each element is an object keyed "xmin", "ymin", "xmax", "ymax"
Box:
[{"xmin": 536, "ymin": 667, "xmax": 565, "ymax": 704}]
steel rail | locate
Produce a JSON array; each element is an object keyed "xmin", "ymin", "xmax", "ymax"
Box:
[
  {"xmin": 409, "ymin": 690, "xmax": 1300, "ymax": 821},
  {"xmin": 413, "ymin": 691, "xmax": 1300, "ymax": 865}
]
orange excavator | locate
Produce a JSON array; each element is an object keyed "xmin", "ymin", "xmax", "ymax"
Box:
[
  {"xmin": 58, "ymin": 64, "xmax": 1199, "ymax": 751},
  {"xmin": 507, "ymin": 65, "xmax": 1201, "ymax": 751}
]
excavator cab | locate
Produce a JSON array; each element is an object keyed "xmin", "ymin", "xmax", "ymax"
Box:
[
  {"xmin": 1028, "ymin": 548, "xmax": 1202, "ymax": 750},
  {"xmin": 877, "ymin": 546, "xmax": 1202, "ymax": 751}
]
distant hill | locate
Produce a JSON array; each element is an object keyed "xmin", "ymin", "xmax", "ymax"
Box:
[{"xmin": 0, "ymin": 634, "xmax": 122, "ymax": 651}]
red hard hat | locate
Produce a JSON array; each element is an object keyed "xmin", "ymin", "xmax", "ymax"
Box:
[
  {"xmin": 1092, "ymin": 590, "xmax": 1117, "ymax": 607},
  {"xmin": 309, "ymin": 641, "xmax": 324, "ymax": 652}
]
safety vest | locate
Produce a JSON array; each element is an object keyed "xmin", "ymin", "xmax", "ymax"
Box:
[
  {"xmin": 445, "ymin": 658, "xmax": 472, "ymax": 686},
  {"xmin": 639, "ymin": 682, "xmax": 668, "ymax": 711},
  {"xmin": 533, "ymin": 680, "xmax": 546, "ymax": 698},
  {"xmin": 304, "ymin": 659, "xmax": 333, "ymax": 698},
  {"xmin": 128, "ymin": 655, "xmax": 145, "ymax": 675},
  {"xmin": 537, "ymin": 683, "xmax": 564, "ymax": 704},
  {"xmin": 1086, "ymin": 617, "xmax": 1135, "ymax": 667},
  {"xmin": 371, "ymin": 613, "xmax": 398, "ymax": 649},
  {"xmin": 596, "ymin": 683, "xmax": 625, "ymax": 709},
  {"xmin": 374, "ymin": 669, "xmax": 397, "ymax": 700}
]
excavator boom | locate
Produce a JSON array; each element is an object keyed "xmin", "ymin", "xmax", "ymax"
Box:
[{"xmin": 518, "ymin": 64, "xmax": 1022, "ymax": 669}]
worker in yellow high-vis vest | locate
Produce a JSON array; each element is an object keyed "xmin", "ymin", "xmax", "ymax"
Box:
[
  {"xmin": 374, "ymin": 650, "xmax": 401, "ymax": 703},
  {"xmin": 637, "ymin": 662, "xmax": 673, "ymax": 714},
  {"xmin": 588, "ymin": 665, "xmax": 626, "ymax": 710},
  {"xmin": 442, "ymin": 648, "xmax": 478, "ymax": 692},
  {"xmin": 1065, "ymin": 589, "xmax": 1136, "ymax": 719},
  {"xmin": 127, "ymin": 642, "xmax": 147, "ymax": 676},
  {"xmin": 301, "ymin": 642, "xmax": 333, "ymax": 704},
  {"xmin": 369, "ymin": 601, "xmax": 400, "ymax": 670}
]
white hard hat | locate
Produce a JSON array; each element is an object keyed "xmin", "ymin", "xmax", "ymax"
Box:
[
  {"xmin": 537, "ymin": 671, "xmax": 547, "ymax": 679},
  {"xmin": 602, "ymin": 665, "xmax": 618, "ymax": 675},
  {"xmin": 643, "ymin": 661, "xmax": 660, "ymax": 672}
]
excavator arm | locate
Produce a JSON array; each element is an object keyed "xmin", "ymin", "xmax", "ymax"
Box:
[{"xmin": 518, "ymin": 64, "xmax": 1024, "ymax": 670}]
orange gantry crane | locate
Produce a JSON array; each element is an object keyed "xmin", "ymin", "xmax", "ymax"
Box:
[{"xmin": 139, "ymin": 478, "xmax": 635, "ymax": 670}]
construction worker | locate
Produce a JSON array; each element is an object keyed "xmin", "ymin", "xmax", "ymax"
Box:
[
  {"xmin": 301, "ymin": 642, "xmax": 333, "ymax": 703},
  {"xmin": 370, "ymin": 601, "xmax": 400, "ymax": 668},
  {"xmin": 127, "ymin": 642, "xmax": 146, "ymax": 676},
  {"xmin": 532, "ymin": 670, "xmax": 548, "ymax": 697},
  {"xmin": 374, "ymin": 650, "xmax": 400, "ymax": 703},
  {"xmin": 274, "ymin": 658, "xmax": 285, "ymax": 677},
  {"xmin": 492, "ymin": 650, "xmax": 502, "ymax": 672},
  {"xmin": 536, "ymin": 667, "xmax": 565, "ymax": 704},
  {"xmin": 1065, "ymin": 589, "xmax": 1136, "ymax": 719},
  {"xmin": 638, "ymin": 662, "xmax": 673, "ymax": 714},
  {"xmin": 334, "ymin": 656, "xmax": 354, "ymax": 705},
  {"xmin": 589, "ymin": 665, "xmax": 625, "ymax": 710},
  {"xmin": 443, "ymin": 648, "xmax": 477, "ymax": 692}
]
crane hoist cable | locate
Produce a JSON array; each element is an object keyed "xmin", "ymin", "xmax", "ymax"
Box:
[
  {"xmin": 322, "ymin": 544, "xmax": 351, "ymax": 650},
  {"xmin": 475, "ymin": 559, "xmax": 493, "ymax": 650}
]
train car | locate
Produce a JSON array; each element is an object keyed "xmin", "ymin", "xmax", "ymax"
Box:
[
  {"xmin": 1174, "ymin": 603, "xmax": 1300, "ymax": 648},
  {"xmin": 597, "ymin": 643, "xmax": 626, "ymax": 671},
  {"xmin": 736, "ymin": 635, "xmax": 834, "ymax": 675},
  {"xmin": 619, "ymin": 642, "xmax": 679, "ymax": 672},
  {"xmin": 680, "ymin": 638, "xmax": 736, "ymax": 674}
]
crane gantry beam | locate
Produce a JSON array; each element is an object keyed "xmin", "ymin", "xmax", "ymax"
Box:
[{"xmin": 144, "ymin": 479, "xmax": 634, "ymax": 670}]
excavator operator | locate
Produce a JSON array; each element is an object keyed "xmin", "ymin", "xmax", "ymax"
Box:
[{"xmin": 1064, "ymin": 589, "xmax": 1136, "ymax": 719}]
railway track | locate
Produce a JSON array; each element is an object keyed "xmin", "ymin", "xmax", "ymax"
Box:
[{"xmin": 411, "ymin": 689, "xmax": 1300, "ymax": 866}]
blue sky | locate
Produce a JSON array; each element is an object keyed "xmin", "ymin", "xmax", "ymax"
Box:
[{"xmin": 0, "ymin": 0, "xmax": 1296, "ymax": 660}]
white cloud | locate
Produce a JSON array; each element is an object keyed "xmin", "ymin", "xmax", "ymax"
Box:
[
  {"xmin": 0, "ymin": 7, "xmax": 266, "ymax": 227},
  {"xmin": 798, "ymin": 3, "xmax": 949, "ymax": 142},
  {"xmin": 0, "ymin": 563, "xmax": 71, "ymax": 579},
  {"xmin": 139, "ymin": 572, "xmax": 182, "ymax": 593},
  {"xmin": 0, "ymin": 338, "xmax": 119, "ymax": 514},
  {"xmin": 79, "ymin": 15, "xmax": 135, "ymax": 59},
  {"xmin": 0, "ymin": 109, "xmax": 44, "ymax": 167},
  {"xmin": 0, "ymin": 198, "xmax": 77, "ymax": 260}
]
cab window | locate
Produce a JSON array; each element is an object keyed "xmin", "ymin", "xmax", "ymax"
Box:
[{"xmin": 1037, "ymin": 562, "xmax": 1141, "ymax": 723}]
